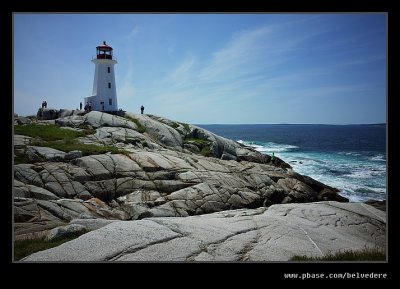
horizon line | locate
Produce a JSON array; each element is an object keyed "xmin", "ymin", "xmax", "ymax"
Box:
[{"xmin": 195, "ymin": 123, "xmax": 386, "ymax": 126}]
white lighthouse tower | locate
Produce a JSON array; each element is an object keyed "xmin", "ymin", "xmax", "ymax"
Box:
[{"xmin": 84, "ymin": 41, "xmax": 118, "ymax": 112}]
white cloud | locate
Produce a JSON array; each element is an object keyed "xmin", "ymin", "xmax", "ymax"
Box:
[
  {"xmin": 126, "ymin": 25, "xmax": 140, "ymax": 39},
  {"xmin": 166, "ymin": 54, "xmax": 195, "ymax": 86},
  {"xmin": 199, "ymin": 26, "xmax": 272, "ymax": 81}
]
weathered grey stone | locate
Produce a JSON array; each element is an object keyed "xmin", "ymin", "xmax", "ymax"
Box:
[
  {"xmin": 14, "ymin": 164, "xmax": 44, "ymax": 187},
  {"xmin": 22, "ymin": 202, "xmax": 385, "ymax": 262},
  {"xmin": 77, "ymin": 190, "xmax": 93, "ymax": 200},
  {"xmin": 65, "ymin": 150, "xmax": 83, "ymax": 160},
  {"xmin": 15, "ymin": 116, "xmax": 32, "ymax": 125},
  {"xmin": 23, "ymin": 220, "xmax": 180, "ymax": 261},
  {"xmin": 183, "ymin": 143, "xmax": 200, "ymax": 153},
  {"xmin": 44, "ymin": 181, "xmax": 86, "ymax": 198},
  {"xmin": 55, "ymin": 115, "xmax": 86, "ymax": 127},
  {"xmin": 36, "ymin": 199, "xmax": 70, "ymax": 221},
  {"xmin": 83, "ymin": 126, "xmax": 152, "ymax": 147},
  {"xmin": 59, "ymin": 109, "xmax": 74, "ymax": 118},
  {"xmin": 69, "ymin": 219, "xmax": 119, "ymax": 231},
  {"xmin": 37, "ymin": 108, "xmax": 59, "ymax": 120},
  {"xmin": 221, "ymin": 152, "xmax": 237, "ymax": 161},
  {"xmin": 84, "ymin": 111, "xmax": 137, "ymax": 130},
  {"xmin": 46, "ymin": 224, "xmax": 87, "ymax": 241},
  {"xmin": 73, "ymin": 154, "xmax": 143, "ymax": 180},
  {"xmin": 127, "ymin": 113, "xmax": 183, "ymax": 149},
  {"xmin": 117, "ymin": 190, "xmax": 162, "ymax": 203},
  {"xmin": 19, "ymin": 184, "xmax": 59, "ymax": 200},
  {"xmin": 14, "ymin": 206, "xmax": 38, "ymax": 222},
  {"xmin": 14, "ymin": 135, "xmax": 32, "ymax": 148},
  {"xmin": 277, "ymin": 178, "xmax": 317, "ymax": 202},
  {"xmin": 26, "ymin": 146, "xmax": 66, "ymax": 162}
]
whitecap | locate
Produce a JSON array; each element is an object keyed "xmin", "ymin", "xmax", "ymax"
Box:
[
  {"xmin": 370, "ymin": 154, "xmax": 386, "ymax": 162},
  {"xmin": 237, "ymin": 140, "xmax": 299, "ymax": 153}
]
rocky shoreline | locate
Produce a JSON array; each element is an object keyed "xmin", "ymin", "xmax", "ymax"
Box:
[{"xmin": 13, "ymin": 109, "xmax": 385, "ymax": 261}]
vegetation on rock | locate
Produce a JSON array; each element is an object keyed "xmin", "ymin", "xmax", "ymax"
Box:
[
  {"xmin": 14, "ymin": 123, "xmax": 129, "ymax": 159},
  {"xmin": 14, "ymin": 229, "xmax": 88, "ymax": 261},
  {"xmin": 290, "ymin": 247, "xmax": 385, "ymax": 261},
  {"xmin": 123, "ymin": 115, "xmax": 146, "ymax": 133},
  {"xmin": 14, "ymin": 123, "xmax": 91, "ymax": 141},
  {"xmin": 183, "ymin": 137, "xmax": 212, "ymax": 157}
]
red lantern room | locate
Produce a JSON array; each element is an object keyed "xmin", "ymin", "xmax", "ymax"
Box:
[{"xmin": 96, "ymin": 41, "xmax": 113, "ymax": 59}]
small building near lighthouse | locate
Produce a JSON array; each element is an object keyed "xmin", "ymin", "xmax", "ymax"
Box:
[{"xmin": 84, "ymin": 41, "xmax": 118, "ymax": 112}]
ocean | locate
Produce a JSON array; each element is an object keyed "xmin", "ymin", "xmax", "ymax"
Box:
[{"xmin": 197, "ymin": 124, "xmax": 386, "ymax": 202}]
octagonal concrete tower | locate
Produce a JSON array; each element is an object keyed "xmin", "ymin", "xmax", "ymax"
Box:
[{"xmin": 84, "ymin": 41, "xmax": 118, "ymax": 111}]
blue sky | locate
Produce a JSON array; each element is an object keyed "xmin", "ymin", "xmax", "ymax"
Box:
[{"xmin": 14, "ymin": 14, "xmax": 386, "ymax": 124}]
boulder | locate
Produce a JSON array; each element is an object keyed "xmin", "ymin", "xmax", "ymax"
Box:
[
  {"xmin": 26, "ymin": 146, "xmax": 66, "ymax": 162},
  {"xmin": 45, "ymin": 224, "xmax": 87, "ymax": 241},
  {"xmin": 128, "ymin": 113, "xmax": 183, "ymax": 149},
  {"xmin": 37, "ymin": 108, "xmax": 59, "ymax": 120},
  {"xmin": 59, "ymin": 109, "xmax": 74, "ymax": 118},
  {"xmin": 22, "ymin": 202, "xmax": 386, "ymax": 262},
  {"xmin": 65, "ymin": 150, "xmax": 83, "ymax": 161}
]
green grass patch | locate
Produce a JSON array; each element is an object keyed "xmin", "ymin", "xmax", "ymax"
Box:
[
  {"xmin": 31, "ymin": 139, "xmax": 129, "ymax": 156},
  {"xmin": 124, "ymin": 116, "xmax": 146, "ymax": 133},
  {"xmin": 291, "ymin": 247, "xmax": 385, "ymax": 261},
  {"xmin": 183, "ymin": 137, "xmax": 212, "ymax": 157},
  {"xmin": 14, "ymin": 230, "xmax": 88, "ymax": 261},
  {"xmin": 179, "ymin": 122, "xmax": 191, "ymax": 133},
  {"xmin": 14, "ymin": 122, "xmax": 129, "ymax": 162},
  {"xmin": 200, "ymin": 146, "xmax": 211, "ymax": 157},
  {"xmin": 15, "ymin": 124, "xmax": 87, "ymax": 141}
]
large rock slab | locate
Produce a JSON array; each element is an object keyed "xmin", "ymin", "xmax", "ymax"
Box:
[
  {"xmin": 84, "ymin": 111, "xmax": 138, "ymax": 130},
  {"xmin": 26, "ymin": 146, "xmax": 66, "ymax": 162},
  {"xmin": 22, "ymin": 202, "xmax": 385, "ymax": 262},
  {"xmin": 127, "ymin": 113, "xmax": 183, "ymax": 150}
]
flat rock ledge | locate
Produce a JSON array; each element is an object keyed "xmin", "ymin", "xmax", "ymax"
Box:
[{"xmin": 22, "ymin": 201, "xmax": 385, "ymax": 262}]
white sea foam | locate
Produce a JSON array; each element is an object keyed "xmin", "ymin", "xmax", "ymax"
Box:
[
  {"xmin": 237, "ymin": 140, "xmax": 299, "ymax": 153},
  {"xmin": 370, "ymin": 154, "xmax": 386, "ymax": 162},
  {"xmin": 236, "ymin": 139, "xmax": 386, "ymax": 202}
]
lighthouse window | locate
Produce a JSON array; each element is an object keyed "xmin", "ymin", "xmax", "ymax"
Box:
[
  {"xmin": 107, "ymin": 67, "xmax": 110, "ymax": 73},
  {"xmin": 108, "ymin": 82, "xmax": 111, "ymax": 89},
  {"xmin": 109, "ymin": 99, "xmax": 112, "ymax": 105}
]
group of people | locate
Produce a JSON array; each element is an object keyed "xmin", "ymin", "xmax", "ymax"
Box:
[
  {"xmin": 78, "ymin": 102, "xmax": 145, "ymax": 114},
  {"xmin": 83, "ymin": 102, "xmax": 92, "ymax": 112},
  {"xmin": 41, "ymin": 101, "xmax": 47, "ymax": 108}
]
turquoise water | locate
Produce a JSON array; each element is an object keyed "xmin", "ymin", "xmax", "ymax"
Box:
[{"xmin": 198, "ymin": 124, "xmax": 386, "ymax": 202}]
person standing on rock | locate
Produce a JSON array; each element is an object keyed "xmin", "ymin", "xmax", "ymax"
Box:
[
  {"xmin": 271, "ymin": 152, "xmax": 275, "ymax": 163},
  {"xmin": 44, "ymin": 101, "xmax": 47, "ymax": 108},
  {"xmin": 80, "ymin": 102, "xmax": 82, "ymax": 110},
  {"xmin": 141, "ymin": 105, "xmax": 144, "ymax": 115}
]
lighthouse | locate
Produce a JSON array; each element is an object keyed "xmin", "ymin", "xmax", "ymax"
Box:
[{"xmin": 84, "ymin": 41, "xmax": 118, "ymax": 112}]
